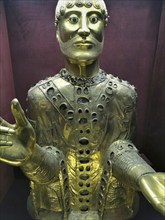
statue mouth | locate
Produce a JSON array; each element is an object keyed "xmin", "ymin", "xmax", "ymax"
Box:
[{"xmin": 73, "ymin": 41, "xmax": 94, "ymax": 49}]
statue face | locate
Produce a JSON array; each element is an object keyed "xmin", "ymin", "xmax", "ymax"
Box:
[{"xmin": 56, "ymin": 5, "xmax": 105, "ymax": 65}]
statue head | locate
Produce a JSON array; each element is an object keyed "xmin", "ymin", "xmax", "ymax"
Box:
[{"xmin": 55, "ymin": 0, "xmax": 109, "ymax": 66}]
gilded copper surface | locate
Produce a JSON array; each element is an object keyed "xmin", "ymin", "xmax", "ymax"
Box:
[{"xmin": 0, "ymin": 0, "xmax": 164, "ymax": 219}]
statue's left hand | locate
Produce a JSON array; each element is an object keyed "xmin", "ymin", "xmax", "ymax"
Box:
[{"xmin": 138, "ymin": 172, "xmax": 165, "ymax": 216}]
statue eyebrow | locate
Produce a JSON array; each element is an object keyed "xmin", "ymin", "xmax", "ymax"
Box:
[
  {"xmin": 64, "ymin": 11, "xmax": 81, "ymax": 18},
  {"xmin": 87, "ymin": 11, "xmax": 103, "ymax": 18},
  {"xmin": 64, "ymin": 10, "xmax": 103, "ymax": 19}
]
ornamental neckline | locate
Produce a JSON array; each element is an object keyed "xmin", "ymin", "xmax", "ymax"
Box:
[{"xmin": 60, "ymin": 68, "xmax": 107, "ymax": 87}]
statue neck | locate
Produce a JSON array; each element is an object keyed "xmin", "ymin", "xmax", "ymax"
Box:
[{"xmin": 65, "ymin": 58, "xmax": 100, "ymax": 78}]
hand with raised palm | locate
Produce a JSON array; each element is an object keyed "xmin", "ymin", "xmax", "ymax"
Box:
[{"xmin": 0, "ymin": 99, "xmax": 36, "ymax": 166}]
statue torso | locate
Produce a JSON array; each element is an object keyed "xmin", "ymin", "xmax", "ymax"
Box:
[{"xmin": 27, "ymin": 69, "xmax": 137, "ymax": 220}]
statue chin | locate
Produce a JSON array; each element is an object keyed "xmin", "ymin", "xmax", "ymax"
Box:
[{"xmin": 68, "ymin": 57, "xmax": 96, "ymax": 66}]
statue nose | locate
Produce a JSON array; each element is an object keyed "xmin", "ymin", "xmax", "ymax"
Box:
[
  {"xmin": 78, "ymin": 19, "xmax": 90, "ymax": 37},
  {"xmin": 78, "ymin": 28, "xmax": 90, "ymax": 37},
  {"xmin": 78, "ymin": 30, "xmax": 90, "ymax": 37}
]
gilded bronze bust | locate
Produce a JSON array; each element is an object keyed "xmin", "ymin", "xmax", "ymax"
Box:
[{"xmin": 0, "ymin": 1, "xmax": 164, "ymax": 219}]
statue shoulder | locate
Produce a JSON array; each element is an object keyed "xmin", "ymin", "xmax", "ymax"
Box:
[
  {"xmin": 106, "ymin": 73, "xmax": 137, "ymax": 103},
  {"xmin": 27, "ymin": 74, "xmax": 60, "ymax": 102}
]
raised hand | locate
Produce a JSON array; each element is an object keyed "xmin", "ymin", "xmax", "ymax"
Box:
[
  {"xmin": 0, "ymin": 99, "xmax": 36, "ymax": 166},
  {"xmin": 139, "ymin": 172, "xmax": 165, "ymax": 216}
]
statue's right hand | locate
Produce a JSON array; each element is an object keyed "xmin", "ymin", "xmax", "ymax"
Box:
[{"xmin": 0, "ymin": 99, "xmax": 36, "ymax": 166}]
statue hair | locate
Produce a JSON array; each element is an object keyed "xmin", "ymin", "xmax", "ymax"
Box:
[{"xmin": 55, "ymin": 0, "xmax": 109, "ymax": 27}]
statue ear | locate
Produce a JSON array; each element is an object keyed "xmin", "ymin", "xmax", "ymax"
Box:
[{"xmin": 56, "ymin": 29, "xmax": 60, "ymax": 42}]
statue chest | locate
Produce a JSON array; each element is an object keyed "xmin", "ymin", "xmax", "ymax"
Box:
[{"xmin": 38, "ymin": 77, "xmax": 113, "ymax": 150}]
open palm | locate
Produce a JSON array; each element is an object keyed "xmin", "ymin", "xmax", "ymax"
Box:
[{"xmin": 0, "ymin": 99, "xmax": 36, "ymax": 166}]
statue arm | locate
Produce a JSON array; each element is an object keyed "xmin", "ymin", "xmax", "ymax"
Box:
[
  {"xmin": 107, "ymin": 86, "xmax": 165, "ymax": 216},
  {"xmin": 108, "ymin": 140, "xmax": 155, "ymax": 190},
  {"xmin": 0, "ymin": 98, "xmax": 61, "ymax": 184},
  {"xmin": 20, "ymin": 143, "xmax": 61, "ymax": 184},
  {"xmin": 108, "ymin": 84, "xmax": 155, "ymax": 189},
  {"xmin": 108, "ymin": 140, "xmax": 165, "ymax": 216},
  {"xmin": 20, "ymin": 87, "xmax": 63, "ymax": 184}
]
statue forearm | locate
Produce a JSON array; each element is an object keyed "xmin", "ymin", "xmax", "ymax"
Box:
[
  {"xmin": 21, "ymin": 144, "xmax": 61, "ymax": 184},
  {"xmin": 108, "ymin": 140, "xmax": 155, "ymax": 190}
]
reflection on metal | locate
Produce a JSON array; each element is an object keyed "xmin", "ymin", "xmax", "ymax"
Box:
[{"xmin": 0, "ymin": 1, "xmax": 164, "ymax": 220}]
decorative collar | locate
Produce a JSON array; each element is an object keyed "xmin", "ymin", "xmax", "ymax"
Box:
[{"xmin": 60, "ymin": 68, "xmax": 107, "ymax": 87}]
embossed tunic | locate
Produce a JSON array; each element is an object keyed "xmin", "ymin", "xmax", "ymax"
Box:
[{"xmin": 26, "ymin": 69, "xmax": 139, "ymax": 220}]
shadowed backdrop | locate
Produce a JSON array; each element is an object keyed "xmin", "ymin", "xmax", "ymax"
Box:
[{"xmin": 0, "ymin": 0, "xmax": 164, "ymax": 202}]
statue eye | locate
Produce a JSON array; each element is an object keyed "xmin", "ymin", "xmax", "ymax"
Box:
[
  {"xmin": 69, "ymin": 16, "xmax": 79, "ymax": 24},
  {"xmin": 89, "ymin": 15, "xmax": 99, "ymax": 24}
]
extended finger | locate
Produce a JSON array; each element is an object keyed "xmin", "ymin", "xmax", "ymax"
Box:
[
  {"xmin": 0, "ymin": 125, "xmax": 15, "ymax": 135},
  {"xmin": 0, "ymin": 140, "xmax": 13, "ymax": 147},
  {"xmin": 0, "ymin": 117, "xmax": 13, "ymax": 128},
  {"xmin": 11, "ymin": 99, "xmax": 28, "ymax": 127}
]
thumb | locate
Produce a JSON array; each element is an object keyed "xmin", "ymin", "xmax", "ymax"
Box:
[{"xmin": 11, "ymin": 99, "xmax": 28, "ymax": 127}]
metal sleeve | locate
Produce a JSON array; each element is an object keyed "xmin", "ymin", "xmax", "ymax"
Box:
[
  {"xmin": 21, "ymin": 144, "xmax": 61, "ymax": 184},
  {"xmin": 108, "ymin": 140, "xmax": 155, "ymax": 190}
]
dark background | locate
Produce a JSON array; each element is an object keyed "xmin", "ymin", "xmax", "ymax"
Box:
[{"xmin": 0, "ymin": 0, "xmax": 165, "ymax": 218}]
